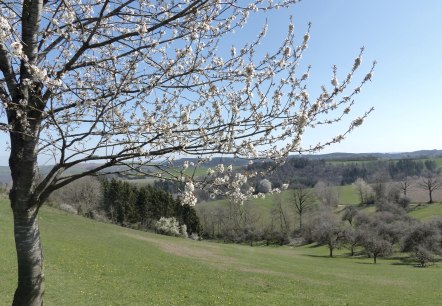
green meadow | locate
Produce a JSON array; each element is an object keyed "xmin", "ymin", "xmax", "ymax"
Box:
[
  {"xmin": 409, "ymin": 203, "xmax": 442, "ymax": 220},
  {"xmin": 1, "ymin": 195, "xmax": 441, "ymax": 305}
]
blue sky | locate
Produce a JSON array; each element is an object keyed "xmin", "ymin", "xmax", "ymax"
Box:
[
  {"xmin": 1, "ymin": 0, "xmax": 442, "ymax": 165},
  {"xmin": 254, "ymin": 0, "xmax": 442, "ymax": 154}
]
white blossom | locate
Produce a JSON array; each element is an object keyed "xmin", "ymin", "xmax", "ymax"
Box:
[
  {"xmin": 352, "ymin": 117, "xmax": 364, "ymax": 127},
  {"xmin": 215, "ymin": 164, "xmax": 225, "ymax": 173},
  {"xmin": 303, "ymin": 33, "xmax": 310, "ymax": 43},
  {"xmin": 0, "ymin": 16, "xmax": 11, "ymax": 40},
  {"xmin": 11, "ymin": 42, "xmax": 24, "ymax": 57},
  {"xmin": 231, "ymin": 46, "xmax": 236, "ymax": 57},
  {"xmin": 354, "ymin": 56, "xmax": 362, "ymax": 69},
  {"xmin": 245, "ymin": 63, "xmax": 255, "ymax": 80},
  {"xmin": 364, "ymin": 72, "xmax": 373, "ymax": 81},
  {"xmin": 183, "ymin": 161, "xmax": 189, "ymax": 169},
  {"xmin": 284, "ymin": 46, "xmax": 291, "ymax": 57}
]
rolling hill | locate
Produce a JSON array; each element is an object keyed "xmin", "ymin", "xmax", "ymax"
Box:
[{"xmin": 1, "ymin": 196, "xmax": 441, "ymax": 305}]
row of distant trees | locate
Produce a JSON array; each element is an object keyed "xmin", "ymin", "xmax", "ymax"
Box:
[
  {"xmin": 352, "ymin": 174, "xmax": 442, "ymax": 205},
  {"xmin": 195, "ymin": 182, "xmax": 338, "ymax": 244},
  {"xmin": 50, "ymin": 177, "xmax": 201, "ymax": 235},
  {"xmin": 304, "ymin": 203, "xmax": 442, "ymax": 267},
  {"xmin": 28, "ymin": 169, "xmax": 442, "ymax": 267},
  {"xmin": 246, "ymin": 157, "xmax": 440, "ymax": 188},
  {"xmin": 194, "ymin": 168, "xmax": 442, "ymax": 267},
  {"xmin": 196, "ymin": 185, "xmax": 442, "ymax": 266}
]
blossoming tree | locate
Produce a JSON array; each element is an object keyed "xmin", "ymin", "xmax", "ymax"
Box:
[{"xmin": 0, "ymin": 0, "xmax": 374, "ymax": 304}]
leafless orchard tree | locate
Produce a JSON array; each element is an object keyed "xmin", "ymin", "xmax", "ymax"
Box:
[
  {"xmin": 0, "ymin": 0, "xmax": 374, "ymax": 304},
  {"xmin": 352, "ymin": 177, "xmax": 374, "ymax": 205},
  {"xmin": 397, "ymin": 176, "xmax": 415, "ymax": 197},
  {"xmin": 271, "ymin": 192, "xmax": 290, "ymax": 234},
  {"xmin": 292, "ymin": 185, "xmax": 316, "ymax": 230},
  {"xmin": 418, "ymin": 174, "xmax": 442, "ymax": 204},
  {"xmin": 314, "ymin": 180, "xmax": 339, "ymax": 207},
  {"xmin": 50, "ymin": 175, "xmax": 102, "ymax": 214}
]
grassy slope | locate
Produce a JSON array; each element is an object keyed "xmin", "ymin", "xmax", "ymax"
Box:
[
  {"xmin": 409, "ymin": 203, "xmax": 442, "ymax": 220},
  {"xmin": 203, "ymin": 185, "xmax": 360, "ymax": 211},
  {"xmin": 1, "ymin": 195, "xmax": 442, "ymax": 305}
]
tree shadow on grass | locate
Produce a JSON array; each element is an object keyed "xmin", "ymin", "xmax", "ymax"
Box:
[
  {"xmin": 389, "ymin": 257, "xmax": 416, "ymax": 266},
  {"xmin": 307, "ymin": 243, "xmax": 323, "ymax": 248},
  {"xmin": 302, "ymin": 253, "xmax": 421, "ymax": 266},
  {"xmin": 302, "ymin": 254, "xmax": 334, "ymax": 258}
]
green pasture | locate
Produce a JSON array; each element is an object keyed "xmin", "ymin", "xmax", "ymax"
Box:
[
  {"xmin": 409, "ymin": 203, "xmax": 442, "ymax": 220},
  {"xmin": 204, "ymin": 184, "xmax": 359, "ymax": 210},
  {"xmin": 337, "ymin": 185, "xmax": 360, "ymax": 205},
  {"xmin": 1, "ymin": 195, "xmax": 442, "ymax": 305}
]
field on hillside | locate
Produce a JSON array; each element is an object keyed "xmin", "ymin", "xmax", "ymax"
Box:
[
  {"xmin": 1, "ymin": 195, "xmax": 442, "ymax": 305},
  {"xmin": 409, "ymin": 203, "xmax": 442, "ymax": 220}
]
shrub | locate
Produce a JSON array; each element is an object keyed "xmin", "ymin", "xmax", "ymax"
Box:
[
  {"xmin": 413, "ymin": 245, "xmax": 438, "ymax": 267},
  {"xmin": 154, "ymin": 217, "xmax": 181, "ymax": 237},
  {"xmin": 402, "ymin": 222, "xmax": 442, "ymax": 267},
  {"xmin": 256, "ymin": 179, "xmax": 272, "ymax": 194},
  {"xmin": 58, "ymin": 203, "xmax": 78, "ymax": 215},
  {"xmin": 180, "ymin": 224, "xmax": 188, "ymax": 238},
  {"xmin": 190, "ymin": 232, "xmax": 200, "ymax": 241},
  {"xmin": 397, "ymin": 197, "xmax": 411, "ymax": 209}
]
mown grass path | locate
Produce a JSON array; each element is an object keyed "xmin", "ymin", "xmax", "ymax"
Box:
[{"xmin": 1, "ymin": 196, "xmax": 441, "ymax": 305}]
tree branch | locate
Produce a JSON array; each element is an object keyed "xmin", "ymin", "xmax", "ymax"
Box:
[{"xmin": 0, "ymin": 43, "xmax": 18, "ymax": 100}]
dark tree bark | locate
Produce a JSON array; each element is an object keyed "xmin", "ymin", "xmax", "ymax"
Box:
[
  {"xmin": 292, "ymin": 186, "xmax": 315, "ymax": 231},
  {"xmin": 11, "ymin": 207, "xmax": 45, "ymax": 306},
  {"xmin": 9, "ymin": 131, "xmax": 45, "ymax": 305},
  {"xmin": 419, "ymin": 175, "xmax": 442, "ymax": 204}
]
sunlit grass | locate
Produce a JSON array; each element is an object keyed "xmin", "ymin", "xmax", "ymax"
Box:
[
  {"xmin": 409, "ymin": 203, "xmax": 442, "ymax": 220},
  {"xmin": 1, "ymin": 195, "xmax": 442, "ymax": 305}
]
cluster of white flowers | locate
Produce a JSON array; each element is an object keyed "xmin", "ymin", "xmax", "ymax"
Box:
[
  {"xmin": 181, "ymin": 182, "xmax": 197, "ymax": 206},
  {"xmin": 244, "ymin": 63, "xmax": 255, "ymax": 81},
  {"xmin": 364, "ymin": 72, "xmax": 373, "ymax": 81},
  {"xmin": 154, "ymin": 217, "xmax": 181, "ymax": 236},
  {"xmin": 352, "ymin": 117, "xmax": 364, "ymax": 128},
  {"xmin": 182, "ymin": 161, "xmax": 189, "ymax": 169},
  {"xmin": 0, "ymin": 16, "xmax": 11, "ymax": 40},
  {"xmin": 215, "ymin": 164, "xmax": 225, "ymax": 173},
  {"xmin": 354, "ymin": 56, "xmax": 362, "ymax": 70},
  {"xmin": 11, "ymin": 42, "xmax": 23, "ymax": 58}
]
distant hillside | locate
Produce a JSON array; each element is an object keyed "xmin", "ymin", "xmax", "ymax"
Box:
[
  {"xmin": 304, "ymin": 150, "xmax": 442, "ymax": 161},
  {"xmin": 1, "ymin": 149, "xmax": 441, "ymax": 184}
]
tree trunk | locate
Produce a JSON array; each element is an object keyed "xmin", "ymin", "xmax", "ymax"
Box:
[
  {"xmin": 373, "ymin": 255, "xmax": 377, "ymax": 264},
  {"xmin": 299, "ymin": 212, "xmax": 303, "ymax": 230},
  {"xmin": 329, "ymin": 244, "xmax": 333, "ymax": 258},
  {"xmin": 9, "ymin": 122, "xmax": 45, "ymax": 305},
  {"xmin": 11, "ymin": 205, "xmax": 45, "ymax": 306}
]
